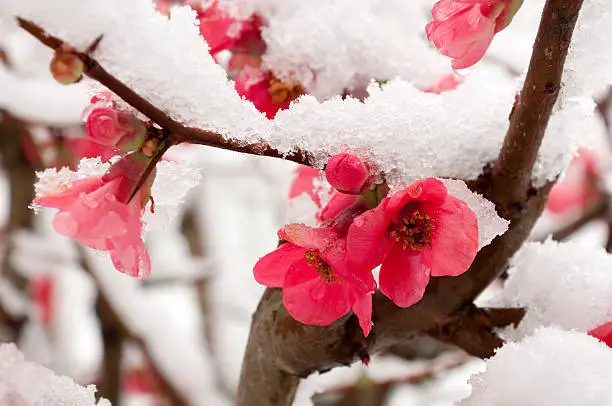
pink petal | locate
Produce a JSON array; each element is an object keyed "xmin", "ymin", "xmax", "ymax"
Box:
[
  {"xmin": 253, "ymin": 243, "xmax": 305, "ymax": 287},
  {"xmin": 289, "ymin": 165, "xmax": 322, "ymax": 207},
  {"xmin": 423, "ymin": 195, "xmax": 478, "ymax": 277},
  {"xmin": 590, "ymin": 322, "xmax": 612, "ymax": 348},
  {"xmin": 319, "ymin": 192, "xmax": 359, "ymax": 222},
  {"xmin": 346, "ymin": 202, "xmax": 390, "ymax": 271},
  {"xmin": 109, "ymin": 238, "xmax": 151, "ymax": 278},
  {"xmin": 379, "ymin": 244, "xmax": 431, "ymax": 308},
  {"xmin": 282, "ymin": 258, "xmax": 351, "ymax": 326},
  {"xmin": 352, "ymin": 293, "xmax": 373, "ymax": 337},
  {"xmin": 280, "ymin": 223, "xmax": 338, "ymax": 250},
  {"xmin": 386, "ymin": 178, "xmax": 447, "ymax": 221},
  {"xmin": 34, "ymin": 176, "xmax": 104, "ymax": 208}
]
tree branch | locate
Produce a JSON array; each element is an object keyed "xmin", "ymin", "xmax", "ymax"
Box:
[
  {"xmin": 488, "ymin": 0, "xmax": 584, "ymax": 207},
  {"xmin": 15, "ymin": 18, "xmax": 313, "ymax": 167}
]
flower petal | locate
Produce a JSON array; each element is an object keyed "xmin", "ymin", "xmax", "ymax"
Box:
[
  {"xmin": 352, "ymin": 292, "xmax": 373, "ymax": 337},
  {"xmin": 379, "ymin": 244, "xmax": 431, "ymax": 308},
  {"xmin": 280, "ymin": 223, "xmax": 338, "ymax": 250},
  {"xmin": 283, "ymin": 258, "xmax": 351, "ymax": 326},
  {"xmin": 253, "ymin": 243, "xmax": 304, "ymax": 287},
  {"xmin": 423, "ymin": 195, "xmax": 478, "ymax": 277},
  {"xmin": 319, "ymin": 192, "xmax": 359, "ymax": 223},
  {"xmin": 346, "ymin": 202, "xmax": 390, "ymax": 272},
  {"xmin": 386, "ymin": 178, "xmax": 447, "ymax": 221}
]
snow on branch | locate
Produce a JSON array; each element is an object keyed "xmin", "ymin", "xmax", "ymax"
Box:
[
  {"xmin": 459, "ymin": 327, "xmax": 612, "ymax": 405},
  {"xmin": 0, "ymin": 343, "xmax": 109, "ymax": 405},
  {"xmin": 493, "ymin": 240, "xmax": 612, "ymax": 339},
  {"xmin": 2, "ymin": 0, "xmax": 608, "ymax": 188}
]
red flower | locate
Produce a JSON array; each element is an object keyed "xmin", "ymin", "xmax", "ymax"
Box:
[
  {"xmin": 325, "ymin": 153, "xmax": 372, "ymax": 194},
  {"xmin": 85, "ymin": 107, "xmax": 146, "ymax": 152},
  {"xmin": 347, "ymin": 178, "xmax": 478, "ymax": 307},
  {"xmin": 547, "ymin": 148, "xmax": 601, "ymax": 215},
  {"xmin": 424, "ymin": 73, "xmax": 464, "ymax": 94},
  {"xmin": 288, "ymin": 165, "xmax": 323, "ymax": 208},
  {"xmin": 590, "ymin": 322, "xmax": 612, "ymax": 348},
  {"xmin": 426, "ymin": 0, "xmax": 522, "ymax": 69},
  {"xmin": 34, "ymin": 153, "xmax": 155, "ymax": 278},
  {"xmin": 235, "ymin": 67, "xmax": 304, "ymax": 119},
  {"xmin": 253, "ymin": 224, "xmax": 376, "ymax": 336},
  {"xmin": 31, "ymin": 274, "xmax": 53, "ymax": 328}
]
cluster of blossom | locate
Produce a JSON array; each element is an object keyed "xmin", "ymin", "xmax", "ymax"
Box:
[
  {"xmin": 254, "ymin": 153, "xmax": 479, "ymax": 336},
  {"xmin": 34, "ymin": 89, "xmax": 162, "ymax": 278},
  {"xmin": 31, "ymin": 0, "xmax": 526, "ymax": 324}
]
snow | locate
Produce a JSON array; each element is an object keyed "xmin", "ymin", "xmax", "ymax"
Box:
[
  {"xmin": 233, "ymin": 0, "xmax": 450, "ymax": 99},
  {"xmin": 458, "ymin": 327, "xmax": 612, "ymax": 405},
  {"xmin": 0, "ymin": 25, "xmax": 89, "ymax": 124},
  {"xmin": 491, "ymin": 240, "xmax": 612, "ymax": 340},
  {"xmin": 440, "ymin": 179, "xmax": 509, "ymax": 250},
  {"xmin": 0, "ymin": 343, "xmax": 108, "ymax": 405},
  {"xmin": 1, "ymin": 0, "xmax": 599, "ymax": 187}
]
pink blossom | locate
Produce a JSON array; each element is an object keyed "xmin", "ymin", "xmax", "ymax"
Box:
[
  {"xmin": 235, "ymin": 67, "xmax": 303, "ymax": 119},
  {"xmin": 65, "ymin": 138, "xmax": 118, "ymax": 164},
  {"xmin": 325, "ymin": 153, "xmax": 372, "ymax": 194},
  {"xmin": 31, "ymin": 274, "xmax": 53, "ymax": 328},
  {"xmin": 318, "ymin": 192, "xmax": 359, "ymax": 224},
  {"xmin": 34, "ymin": 153, "xmax": 154, "ymax": 278},
  {"xmin": 426, "ymin": 0, "xmax": 522, "ymax": 69},
  {"xmin": 195, "ymin": 1, "xmax": 265, "ymax": 57},
  {"xmin": 547, "ymin": 148, "xmax": 601, "ymax": 215},
  {"xmin": 253, "ymin": 224, "xmax": 376, "ymax": 336},
  {"xmin": 589, "ymin": 322, "xmax": 612, "ymax": 348},
  {"xmin": 424, "ymin": 73, "xmax": 464, "ymax": 94},
  {"xmin": 85, "ymin": 107, "xmax": 147, "ymax": 152},
  {"xmin": 288, "ymin": 165, "xmax": 323, "ymax": 208},
  {"xmin": 347, "ymin": 178, "xmax": 478, "ymax": 307}
]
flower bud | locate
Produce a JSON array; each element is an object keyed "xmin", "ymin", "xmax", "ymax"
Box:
[
  {"xmin": 325, "ymin": 153, "xmax": 372, "ymax": 194},
  {"xmin": 50, "ymin": 52, "xmax": 85, "ymax": 85},
  {"xmin": 85, "ymin": 107, "xmax": 147, "ymax": 152}
]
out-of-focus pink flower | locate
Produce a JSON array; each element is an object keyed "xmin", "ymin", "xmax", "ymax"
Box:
[
  {"xmin": 426, "ymin": 0, "xmax": 522, "ymax": 69},
  {"xmin": 289, "ymin": 165, "xmax": 323, "ymax": 207},
  {"xmin": 85, "ymin": 107, "xmax": 147, "ymax": 152},
  {"xmin": 325, "ymin": 153, "xmax": 372, "ymax": 194},
  {"xmin": 195, "ymin": 1, "xmax": 266, "ymax": 56},
  {"xmin": 254, "ymin": 224, "xmax": 376, "ymax": 336},
  {"xmin": 590, "ymin": 322, "xmax": 612, "ymax": 348},
  {"xmin": 347, "ymin": 178, "xmax": 478, "ymax": 307},
  {"xmin": 31, "ymin": 274, "xmax": 53, "ymax": 328},
  {"xmin": 547, "ymin": 148, "xmax": 601, "ymax": 215},
  {"xmin": 123, "ymin": 365, "xmax": 159, "ymax": 395},
  {"xmin": 34, "ymin": 153, "xmax": 154, "ymax": 278},
  {"xmin": 235, "ymin": 67, "xmax": 304, "ymax": 119},
  {"xmin": 424, "ymin": 73, "xmax": 464, "ymax": 94}
]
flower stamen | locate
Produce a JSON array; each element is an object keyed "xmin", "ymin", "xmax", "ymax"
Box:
[
  {"xmin": 304, "ymin": 250, "xmax": 341, "ymax": 283},
  {"xmin": 390, "ymin": 210, "xmax": 436, "ymax": 251}
]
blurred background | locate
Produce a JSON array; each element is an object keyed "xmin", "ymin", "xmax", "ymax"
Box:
[{"xmin": 1, "ymin": 1, "xmax": 612, "ymax": 405}]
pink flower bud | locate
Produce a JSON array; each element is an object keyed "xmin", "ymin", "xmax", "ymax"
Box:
[
  {"xmin": 85, "ymin": 107, "xmax": 147, "ymax": 152},
  {"xmin": 50, "ymin": 52, "xmax": 85, "ymax": 85},
  {"xmin": 325, "ymin": 153, "xmax": 371, "ymax": 194}
]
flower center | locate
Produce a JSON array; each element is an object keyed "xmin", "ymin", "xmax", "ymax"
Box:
[
  {"xmin": 304, "ymin": 250, "xmax": 341, "ymax": 283},
  {"xmin": 390, "ymin": 210, "xmax": 436, "ymax": 251},
  {"xmin": 268, "ymin": 76, "xmax": 304, "ymax": 105}
]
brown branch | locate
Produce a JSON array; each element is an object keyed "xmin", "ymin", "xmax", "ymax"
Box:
[
  {"xmin": 77, "ymin": 249, "xmax": 189, "ymax": 406},
  {"xmin": 16, "ymin": 18, "xmax": 313, "ymax": 167},
  {"xmin": 96, "ymin": 295, "xmax": 124, "ymax": 405},
  {"xmin": 488, "ymin": 0, "xmax": 584, "ymax": 208},
  {"xmin": 546, "ymin": 199, "xmax": 608, "ymax": 241}
]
